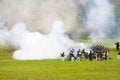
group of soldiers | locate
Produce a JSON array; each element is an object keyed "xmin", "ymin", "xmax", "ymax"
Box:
[
  {"xmin": 89, "ymin": 45, "xmax": 110, "ymax": 61},
  {"xmin": 61, "ymin": 44, "xmax": 110, "ymax": 61}
]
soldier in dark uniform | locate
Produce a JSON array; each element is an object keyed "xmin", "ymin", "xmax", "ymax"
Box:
[
  {"xmin": 61, "ymin": 52, "xmax": 65, "ymax": 61},
  {"xmin": 76, "ymin": 49, "xmax": 81, "ymax": 61},
  {"xmin": 117, "ymin": 51, "xmax": 120, "ymax": 59},
  {"xmin": 115, "ymin": 41, "xmax": 119, "ymax": 51},
  {"xmin": 68, "ymin": 48, "xmax": 75, "ymax": 61},
  {"xmin": 89, "ymin": 50, "xmax": 93, "ymax": 61},
  {"xmin": 118, "ymin": 51, "xmax": 120, "ymax": 55}
]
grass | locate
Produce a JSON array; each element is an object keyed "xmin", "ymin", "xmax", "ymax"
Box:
[
  {"xmin": 80, "ymin": 38, "xmax": 120, "ymax": 48},
  {"xmin": 0, "ymin": 47, "xmax": 120, "ymax": 80}
]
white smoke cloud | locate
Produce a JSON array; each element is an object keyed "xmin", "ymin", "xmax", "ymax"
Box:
[
  {"xmin": 0, "ymin": 19, "xmax": 10, "ymax": 46},
  {"xmin": 13, "ymin": 21, "xmax": 85, "ymax": 60},
  {"xmin": 0, "ymin": 29, "xmax": 10, "ymax": 46},
  {"xmin": 86, "ymin": 0, "xmax": 115, "ymax": 40},
  {"xmin": 0, "ymin": 0, "xmax": 80, "ymax": 34},
  {"xmin": 75, "ymin": 0, "xmax": 115, "ymax": 40},
  {"xmin": 0, "ymin": 0, "xmax": 85, "ymax": 60},
  {"xmin": 0, "ymin": 22, "xmax": 26, "ymax": 46},
  {"xmin": 0, "ymin": 20, "xmax": 85, "ymax": 60},
  {"xmin": 0, "ymin": 0, "xmax": 117, "ymax": 60},
  {"xmin": 10, "ymin": 23, "xmax": 27, "ymax": 46}
]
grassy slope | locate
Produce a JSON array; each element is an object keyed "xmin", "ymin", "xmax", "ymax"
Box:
[
  {"xmin": 0, "ymin": 48, "xmax": 120, "ymax": 80},
  {"xmin": 80, "ymin": 38, "xmax": 120, "ymax": 48}
]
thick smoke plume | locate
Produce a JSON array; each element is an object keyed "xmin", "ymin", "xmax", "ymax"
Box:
[
  {"xmin": 86, "ymin": 0, "xmax": 115, "ymax": 40},
  {"xmin": 0, "ymin": 20, "xmax": 85, "ymax": 60},
  {"xmin": 0, "ymin": 0, "xmax": 118, "ymax": 60},
  {"xmin": 13, "ymin": 21, "xmax": 85, "ymax": 60},
  {"xmin": 75, "ymin": 0, "xmax": 115, "ymax": 40},
  {"xmin": 0, "ymin": 22, "xmax": 26, "ymax": 47},
  {"xmin": 0, "ymin": 0, "xmax": 81, "ymax": 36},
  {"xmin": 0, "ymin": 0, "xmax": 117, "ymax": 39}
]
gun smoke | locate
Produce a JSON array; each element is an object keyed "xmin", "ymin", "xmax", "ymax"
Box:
[{"xmin": 0, "ymin": 0, "xmax": 118, "ymax": 60}]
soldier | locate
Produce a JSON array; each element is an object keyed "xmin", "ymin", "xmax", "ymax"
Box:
[
  {"xmin": 69, "ymin": 48, "xmax": 75, "ymax": 61},
  {"xmin": 104, "ymin": 48, "xmax": 110, "ymax": 60},
  {"xmin": 89, "ymin": 50, "xmax": 93, "ymax": 61},
  {"xmin": 81, "ymin": 49, "xmax": 85, "ymax": 59},
  {"xmin": 105, "ymin": 52, "xmax": 108, "ymax": 60},
  {"xmin": 61, "ymin": 52, "xmax": 65, "ymax": 61},
  {"xmin": 76, "ymin": 49, "xmax": 81, "ymax": 61},
  {"xmin": 115, "ymin": 41, "xmax": 119, "ymax": 51},
  {"xmin": 117, "ymin": 51, "xmax": 120, "ymax": 59}
]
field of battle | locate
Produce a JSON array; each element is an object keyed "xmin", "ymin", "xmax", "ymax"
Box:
[{"xmin": 0, "ymin": 0, "xmax": 120, "ymax": 80}]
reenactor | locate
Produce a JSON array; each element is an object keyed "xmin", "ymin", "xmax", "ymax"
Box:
[
  {"xmin": 117, "ymin": 51, "xmax": 120, "ymax": 59},
  {"xmin": 61, "ymin": 52, "xmax": 65, "ymax": 61},
  {"xmin": 115, "ymin": 41, "xmax": 119, "ymax": 51},
  {"xmin": 76, "ymin": 49, "xmax": 81, "ymax": 61},
  {"xmin": 89, "ymin": 50, "xmax": 93, "ymax": 61},
  {"xmin": 69, "ymin": 48, "xmax": 75, "ymax": 61}
]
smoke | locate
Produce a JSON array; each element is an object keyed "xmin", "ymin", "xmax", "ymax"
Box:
[
  {"xmin": 0, "ymin": 0, "xmax": 85, "ymax": 60},
  {"xmin": 0, "ymin": 20, "xmax": 85, "ymax": 60},
  {"xmin": 75, "ymin": 0, "xmax": 115, "ymax": 40},
  {"xmin": 13, "ymin": 21, "xmax": 85, "ymax": 60},
  {"xmin": 86, "ymin": 0, "xmax": 115, "ymax": 40},
  {"xmin": 0, "ymin": 21, "xmax": 26, "ymax": 46},
  {"xmin": 0, "ymin": 0, "xmax": 81, "ymax": 35},
  {"xmin": 0, "ymin": 0, "xmax": 118, "ymax": 60},
  {"xmin": 0, "ymin": 0, "xmax": 117, "ymax": 40}
]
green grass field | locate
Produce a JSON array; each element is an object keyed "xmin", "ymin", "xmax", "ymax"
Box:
[{"xmin": 0, "ymin": 47, "xmax": 120, "ymax": 80}]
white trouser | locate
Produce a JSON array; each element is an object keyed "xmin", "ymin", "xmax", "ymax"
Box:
[
  {"xmin": 77, "ymin": 57, "xmax": 80, "ymax": 60},
  {"xmin": 117, "ymin": 55, "xmax": 120, "ymax": 59},
  {"xmin": 71, "ymin": 57, "xmax": 74, "ymax": 61}
]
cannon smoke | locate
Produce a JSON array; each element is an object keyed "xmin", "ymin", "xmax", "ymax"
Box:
[{"xmin": 0, "ymin": 0, "xmax": 118, "ymax": 60}]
